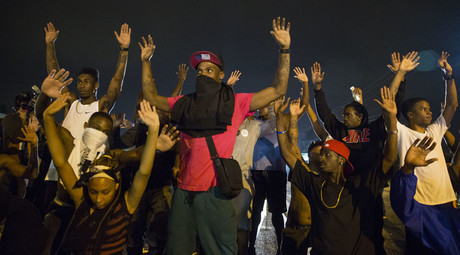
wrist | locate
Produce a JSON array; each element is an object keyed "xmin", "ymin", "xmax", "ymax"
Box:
[{"xmin": 279, "ymin": 48, "xmax": 290, "ymax": 54}]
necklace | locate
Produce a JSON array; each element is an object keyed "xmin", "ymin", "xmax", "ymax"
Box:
[{"xmin": 320, "ymin": 180, "xmax": 344, "ymax": 209}]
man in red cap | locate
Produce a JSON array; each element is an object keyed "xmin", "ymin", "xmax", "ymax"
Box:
[
  {"xmin": 276, "ymin": 86, "xmax": 398, "ymax": 254},
  {"xmin": 140, "ymin": 17, "xmax": 291, "ymax": 255}
]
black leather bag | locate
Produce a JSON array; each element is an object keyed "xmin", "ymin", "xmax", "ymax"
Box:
[{"xmin": 205, "ymin": 136, "xmax": 242, "ymax": 199}]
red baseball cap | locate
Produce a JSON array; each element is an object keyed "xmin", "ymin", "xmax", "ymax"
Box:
[
  {"xmin": 322, "ymin": 140, "xmax": 354, "ymax": 176},
  {"xmin": 190, "ymin": 51, "xmax": 223, "ymax": 70}
]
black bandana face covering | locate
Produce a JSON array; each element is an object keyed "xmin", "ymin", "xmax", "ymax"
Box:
[{"xmin": 171, "ymin": 75, "xmax": 235, "ymax": 138}]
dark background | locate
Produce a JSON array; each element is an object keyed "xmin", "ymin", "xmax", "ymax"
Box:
[{"xmin": 1, "ymin": 0, "xmax": 459, "ymax": 149}]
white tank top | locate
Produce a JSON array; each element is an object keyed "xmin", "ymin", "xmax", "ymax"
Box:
[{"xmin": 62, "ymin": 100, "xmax": 99, "ymax": 139}]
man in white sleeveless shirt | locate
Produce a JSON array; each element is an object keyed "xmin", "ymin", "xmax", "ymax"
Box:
[{"xmin": 35, "ymin": 22, "xmax": 131, "ymax": 255}]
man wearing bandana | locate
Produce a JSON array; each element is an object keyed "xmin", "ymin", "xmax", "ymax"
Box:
[{"xmin": 140, "ymin": 17, "xmax": 291, "ymax": 255}]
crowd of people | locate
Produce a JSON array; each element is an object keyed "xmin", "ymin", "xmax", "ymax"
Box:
[{"xmin": 0, "ymin": 16, "xmax": 459, "ymax": 255}]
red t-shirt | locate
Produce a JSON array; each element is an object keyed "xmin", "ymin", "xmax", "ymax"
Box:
[{"xmin": 168, "ymin": 93, "xmax": 254, "ymax": 191}]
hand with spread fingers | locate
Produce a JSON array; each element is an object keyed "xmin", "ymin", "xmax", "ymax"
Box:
[
  {"xmin": 274, "ymin": 95, "xmax": 290, "ymax": 115},
  {"xmin": 387, "ymin": 52, "xmax": 401, "ymax": 73},
  {"xmin": 270, "ymin": 17, "xmax": 291, "ymax": 50},
  {"xmin": 41, "ymin": 69, "xmax": 73, "ymax": 98},
  {"xmin": 293, "ymin": 67, "xmax": 308, "ymax": 83},
  {"xmin": 289, "ymin": 98, "xmax": 306, "ymax": 118},
  {"xmin": 177, "ymin": 64, "xmax": 189, "ymax": 82},
  {"xmin": 404, "ymin": 137, "xmax": 438, "ymax": 168},
  {"xmin": 311, "ymin": 62, "xmax": 325, "ymax": 87},
  {"xmin": 374, "ymin": 86, "xmax": 396, "ymax": 117},
  {"xmin": 438, "ymin": 51, "xmax": 453, "ymax": 75},
  {"xmin": 139, "ymin": 35, "xmax": 156, "ymax": 62},
  {"xmin": 114, "ymin": 23, "xmax": 131, "ymax": 49},
  {"xmin": 17, "ymin": 124, "xmax": 38, "ymax": 147},
  {"xmin": 29, "ymin": 115, "xmax": 41, "ymax": 132},
  {"xmin": 44, "ymin": 22, "xmax": 59, "ymax": 45},
  {"xmin": 138, "ymin": 100, "xmax": 159, "ymax": 129},
  {"xmin": 227, "ymin": 70, "xmax": 241, "ymax": 86},
  {"xmin": 399, "ymin": 51, "xmax": 420, "ymax": 73},
  {"xmin": 157, "ymin": 125, "xmax": 180, "ymax": 152},
  {"xmin": 44, "ymin": 92, "xmax": 71, "ymax": 116}
]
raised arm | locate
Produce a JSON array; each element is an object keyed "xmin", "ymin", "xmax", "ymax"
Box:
[
  {"xmin": 171, "ymin": 64, "xmax": 189, "ymax": 97},
  {"xmin": 140, "ymin": 35, "xmax": 170, "ymax": 111},
  {"xmin": 388, "ymin": 51, "xmax": 420, "ymax": 95},
  {"xmin": 275, "ymin": 97, "xmax": 297, "ymax": 169},
  {"xmin": 439, "ymin": 51, "xmax": 458, "ymax": 126},
  {"xmin": 43, "ymin": 92, "xmax": 83, "ymax": 204},
  {"xmin": 293, "ymin": 67, "xmax": 309, "ymax": 116},
  {"xmin": 250, "ymin": 17, "xmax": 290, "ymax": 111},
  {"xmin": 125, "ymin": 100, "xmax": 160, "ymax": 214},
  {"xmin": 226, "ymin": 70, "xmax": 242, "ymax": 86},
  {"xmin": 98, "ymin": 23, "xmax": 131, "ymax": 113},
  {"xmin": 289, "ymin": 99, "xmax": 306, "ymax": 158},
  {"xmin": 39, "ymin": 23, "xmax": 76, "ymax": 117},
  {"xmin": 374, "ymin": 86, "xmax": 398, "ymax": 174},
  {"xmin": 44, "ymin": 22, "xmax": 60, "ymax": 74}
]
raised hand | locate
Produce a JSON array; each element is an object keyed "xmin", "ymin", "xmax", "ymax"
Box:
[
  {"xmin": 139, "ymin": 35, "xmax": 156, "ymax": 61},
  {"xmin": 399, "ymin": 51, "xmax": 420, "ymax": 73},
  {"xmin": 111, "ymin": 113, "xmax": 124, "ymax": 128},
  {"xmin": 374, "ymin": 86, "xmax": 396, "ymax": 117},
  {"xmin": 387, "ymin": 52, "xmax": 401, "ymax": 73},
  {"xmin": 41, "ymin": 69, "xmax": 73, "ymax": 98},
  {"xmin": 310, "ymin": 62, "xmax": 325, "ymax": 85},
  {"xmin": 227, "ymin": 70, "xmax": 241, "ymax": 86},
  {"xmin": 28, "ymin": 115, "xmax": 41, "ymax": 132},
  {"xmin": 270, "ymin": 17, "xmax": 291, "ymax": 50},
  {"xmin": 351, "ymin": 86, "xmax": 363, "ymax": 105},
  {"xmin": 177, "ymin": 64, "xmax": 189, "ymax": 82},
  {"xmin": 138, "ymin": 100, "xmax": 159, "ymax": 129},
  {"xmin": 438, "ymin": 51, "xmax": 453, "ymax": 75},
  {"xmin": 274, "ymin": 96, "xmax": 290, "ymax": 114},
  {"xmin": 114, "ymin": 23, "xmax": 131, "ymax": 48},
  {"xmin": 121, "ymin": 117, "xmax": 134, "ymax": 129},
  {"xmin": 44, "ymin": 22, "xmax": 59, "ymax": 45},
  {"xmin": 157, "ymin": 125, "xmax": 180, "ymax": 152},
  {"xmin": 17, "ymin": 125, "xmax": 38, "ymax": 146},
  {"xmin": 289, "ymin": 98, "xmax": 306, "ymax": 118},
  {"xmin": 44, "ymin": 92, "xmax": 71, "ymax": 116},
  {"xmin": 293, "ymin": 67, "xmax": 308, "ymax": 83},
  {"xmin": 404, "ymin": 137, "xmax": 437, "ymax": 167}
]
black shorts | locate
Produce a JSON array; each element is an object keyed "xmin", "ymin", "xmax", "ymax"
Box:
[{"xmin": 251, "ymin": 170, "xmax": 287, "ymax": 213}]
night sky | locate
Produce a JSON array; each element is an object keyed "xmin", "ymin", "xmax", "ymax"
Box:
[{"xmin": 1, "ymin": 0, "xmax": 460, "ymax": 145}]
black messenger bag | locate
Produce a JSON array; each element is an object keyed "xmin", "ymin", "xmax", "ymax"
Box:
[{"xmin": 205, "ymin": 136, "xmax": 242, "ymax": 199}]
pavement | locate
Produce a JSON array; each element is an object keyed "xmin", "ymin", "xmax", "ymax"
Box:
[{"xmin": 253, "ymin": 184, "xmax": 406, "ymax": 255}]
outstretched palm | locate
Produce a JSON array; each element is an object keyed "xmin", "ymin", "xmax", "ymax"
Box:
[
  {"xmin": 41, "ymin": 69, "xmax": 73, "ymax": 98},
  {"xmin": 227, "ymin": 70, "xmax": 241, "ymax": 86},
  {"xmin": 399, "ymin": 51, "xmax": 420, "ymax": 72},
  {"xmin": 157, "ymin": 125, "xmax": 180, "ymax": 152},
  {"xmin": 293, "ymin": 67, "xmax": 308, "ymax": 83},
  {"xmin": 374, "ymin": 86, "xmax": 396, "ymax": 117},
  {"xmin": 270, "ymin": 17, "xmax": 291, "ymax": 49},
  {"xmin": 114, "ymin": 23, "xmax": 131, "ymax": 48},
  {"xmin": 310, "ymin": 62, "xmax": 325, "ymax": 85},
  {"xmin": 289, "ymin": 99, "xmax": 305, "ymax": 118},
  {"xmin": 44, "ymin": 92, "xmax": 71, "ymax": 116},
  {"xmin": 44, "ymin": 22, "xmax": 59, "ymax": 44},
  {"xmin": 438, "ymin": 51, "xmax": 453, "ymax": 74},
  {"xmin": 138, "ymin": 100, "xmax": 159, "ymax": 128},
  {"xmin": 139, "ymin": 35, "xmax": 155, "ymax": 61},
  {"xmin": 405, "ymin": 137, "xmax": 437, "ymax": 167}
]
